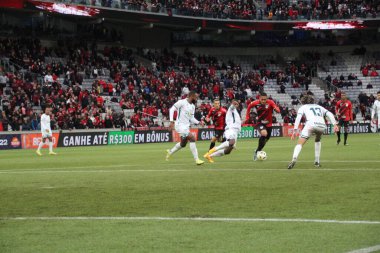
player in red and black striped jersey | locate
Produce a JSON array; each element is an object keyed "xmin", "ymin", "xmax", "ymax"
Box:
[
  {"xmin": 245, "ymin": 92, "xmax": 280, "ymax": 160},
  {"xmin": 335, "ymin": 92, "xmax": 353, "ymax": 145},
  {"xmin": 205, "ymin": 99, "xmax": 227, "ymax": 150}
]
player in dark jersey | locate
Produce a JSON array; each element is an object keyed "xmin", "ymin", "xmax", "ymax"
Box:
[
  {"xmin": 205, "ymin": 99, "xmax": 227, "ymax": 150},
  {"xmin": 335, "ymin": 92, "xmax": 353, "ymax": 145},
  {"xmin": 245, "ymin": 92, "xmax": 280, "ymax": 160}
]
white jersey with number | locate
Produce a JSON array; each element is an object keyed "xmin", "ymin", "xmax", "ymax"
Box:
[
  {"xmin": 169, "ymin": 99, "xmax": 199, "ymax": 128},
  {"xmin": 225, "ymin": 106, "xmax": 241, "ymax": 132},
  {"xmin": 224, "ymin": 106, "xmax": 241, "ymax": 141},
  {"xmin": 41, "ymin": 113, "xmax": 52, "ymax": 137},
  {"xmin": 295, "ymin": 104, "xmax": 336, "ymax": 130}
]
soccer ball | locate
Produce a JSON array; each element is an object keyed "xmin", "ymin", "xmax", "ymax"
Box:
[{"xmin": 257, "ymin": 151, "xmax": 267, "ymax": 161}]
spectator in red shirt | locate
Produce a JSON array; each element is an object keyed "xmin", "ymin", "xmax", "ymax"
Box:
[
  {"xmin": 370, "ymin": 70, "xmax": 379, "ymax": 77},
  {"xmin": 362, "ymin": 67, "xmax": 369, "ymax": 76}
]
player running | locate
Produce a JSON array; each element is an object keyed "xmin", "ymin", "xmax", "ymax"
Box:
[
  {"xmin": 36, "ymin": 105, "xmax": 57, "ymax": 156},
  {"xmin": 288, "ymin": 95, "xmax": 338, "ymax": 169},
  {"xmin": 166, "ymin": 91, "xmax": 204, "ymax": 165},
  {"xmin": 205, "ymin": 99, "xmax": 227, "ymax": 150},
  {"xmin": 371, "ymin": 91, "xmax": 380, "ymax": 132},
  {"xmin": 203, "ymin": 99, "xmax": 241, "ymax": 163},
  {"xmin": 335, "ymin": 92, "xmax": 353, "ymax": 145},
  {"xmin": 245, "ymin": 92, "xmax": 280, "ymax": 161}
]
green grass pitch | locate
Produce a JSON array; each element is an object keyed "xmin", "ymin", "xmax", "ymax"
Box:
[{"xmin": 0, "ymin": 134, "xmax": 380, "ymax": 253}]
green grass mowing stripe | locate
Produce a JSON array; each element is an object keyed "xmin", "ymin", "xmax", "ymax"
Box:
[
  {"xmin": 1, "ymin": 216, "xmax": 380, "ymax": 224},
  {"xmin": 1, "ymin": 167, "xmax": 380, "ymax": 174},
  {"xmin": 1, "ymin": 219, "xmax": 379, "ymax": 253}
]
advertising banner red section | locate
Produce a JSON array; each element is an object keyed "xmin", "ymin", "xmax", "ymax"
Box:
[
  {"xmin": 172, "ymin": 129, "xmax": 199, "ymax": 142},
  {"xmin": 0, "ymin": 0, "xmax": 24, "ymax": 9},
  {"xmin": 282, "ymin": 125, "xmax": 298, "ymax": 137},
  {"xmin": 22, "ymin": 133, "xmax": 60, "ymax": 149}
]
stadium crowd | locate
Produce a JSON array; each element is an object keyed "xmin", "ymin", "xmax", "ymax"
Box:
[
  {"xmin": 55, "ymin": 0, "xmax": 379, "ymax": 20},
  {"xmin": 265, "ymin": 0, "xmax": 378, "ymax": 20},
  {"xmin": 0, "ymin": 37, "xmax": 377, "ymax": 131}
]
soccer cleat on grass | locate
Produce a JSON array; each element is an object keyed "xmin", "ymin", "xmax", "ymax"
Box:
[
  {"xmin": 204, "ymin": 154, "xmax": 214, "ymax": 163},
  {"xmin": 287, "ymin": 160, "xmax": 296, "ymax": 170},
  {"xmin": 36, "ymin": 150, "xmax": 42, "ymax": 156},
  {"xmin": 314, "ymin": 162, "xmax": 321, "ymax": 168},
  {"xmin": 195, "ymin": 159, "xmax": 205, "ymax": 165},
  {"xmin": 344, "ymin": 143, "xmax": 349, "ymax": 146},
  {"xmin": 49, "ymin": 152, "xmax": 57, "ymax": 155},
  {"xmin": 336, "ymin": 140, "xmax": 340, "ymax": 145},
  {"xmin": 208, "ymin": 147, "xmax": 216, "ymax": 155},
  {"xmin": 166, "ymin": 149, "xmax": 171, "ymax": 161},
  {"xmin": 253, "ymin": 150, "xmax": 258, "ymax": 161}
]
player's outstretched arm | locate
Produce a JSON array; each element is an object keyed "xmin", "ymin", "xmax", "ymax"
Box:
[
  {"xmin": 245, "ymin": 102, "xmax": 254, "ymax": 123},
  {"xmin": 325, "ymin": 111, "xmax": 339, "ymax": 133},
  {"xmin": 271, "ymin": 100, "xmax": 281, "ymax": 113},
  {"xmin": 169, "ymin": 105, "xmax": 179, "ymax": 130},
  {"xmin": 371, "ymin": 103, "xmax": 377, "ymax": 122}
]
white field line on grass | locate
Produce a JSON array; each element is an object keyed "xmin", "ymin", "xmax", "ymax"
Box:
[
  {"xmin": 0, "ymin": 168, "xmax": 380, "ymax": 174},
  {"xmin": 1, "ymin": 160, "xmax": 380, "ymax": 172},
  {"xmin": 1, "ymin": 216, "xmax": 380, "ymax": 225},
  {"xmin": 345, "ymin": 244, "xmax": 380, "ymax": 253}
]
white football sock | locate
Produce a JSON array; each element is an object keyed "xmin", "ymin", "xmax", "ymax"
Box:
[
  {"xmin": 210, "ymin": 149, "xmax": 225, "ymax": 157},
  {"xmin": 214, "ymin": 141, "xmax": 229, "ymax": 151},
  {"xmin": 189, "ymin": 142, "xmax": 199, "ymax": 160},
  {"xmin": 49, "ymin": 141, "xmax": 53, "ymax": 152},
  {"xmin": 170, "ymin": 143, "xmax": 182, "ymax": 154},
  {"xmin": 315, "ymin": 142, "xmax": 321, "ymax": 163},
  {"xmin": 292, "ymin": 144, "xmax": 302, "ymax": 160},
  {"xmin": 37, "ymin": 141, "xmax": 44, "ymax": 151}
]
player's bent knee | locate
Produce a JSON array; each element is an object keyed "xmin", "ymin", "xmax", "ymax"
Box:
[
  {"xmin": 225, "ymin": 146, "xmax": 233, "ymax": 155},
  {"xmin": 180, "ymin": 137, "xmax": 188, "ymax": 147}
]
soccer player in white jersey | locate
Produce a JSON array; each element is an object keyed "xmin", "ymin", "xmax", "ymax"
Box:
[
  {"xmin": 166, "ymin": 91, "xmax": 204, "ymax": 165},
  {"xmin": 288, "ymin": 95, "xmax": 338, "ymax": 169},
  {"xmin": 203, "ymin": 99, "xmax": 241, "ymax": 163},
  {"xmin": 371, "ymin": 91, "xmax": 380, "ymax": 132},
  {"xmin": 36, "ymin": 105, "xmax": 57, "ymax": 156}
]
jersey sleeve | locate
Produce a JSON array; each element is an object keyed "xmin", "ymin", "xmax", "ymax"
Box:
[
  {"xmin": 190, "ymin": 106, "xmax": 199, "ymax": 124},
  {"xmin": 372, "ymin": 102, "xmax": 377, "ymax": 119},
  {"xmin": 169, "ymin": 100, "xmax": 183, "ymax": 122},
  {"xmin": 294, "ymin": 106, "xmax": 305, "ymax": 130},
  {"xmin": 320, "ymin": 106, "xmax": 337, "ymax": 125},
  {"xmin": 269, "ymin": 100, "xmax": 280, "ymax": 112},
  {"xmin": 173, "ymin": 100, "xmax": 184, "ymax": 110}
]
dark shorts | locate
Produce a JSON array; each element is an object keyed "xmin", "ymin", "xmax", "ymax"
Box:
[
  {"xmin": 338, "ymin": 119, "xmax": 349, "ymax": 127},
  {"xmin": 257, "ymin": 124, "xmax": 272, "ymax": 139},
  {"xmin": 214, "ymin": 129, "xmax": 225, "ymax": 141}
]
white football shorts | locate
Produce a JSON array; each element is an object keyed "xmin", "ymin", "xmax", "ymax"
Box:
[
  {"xmin": 300, "ymin": 124, "xmax": 325, "ymax": 139},
  {"xmin": 224, "ymin": 129, "xmax": 239, "ymax": 142},
  {"xmin": 175, "ymin": 125, "xmax": 190, "ymax": 138}
]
